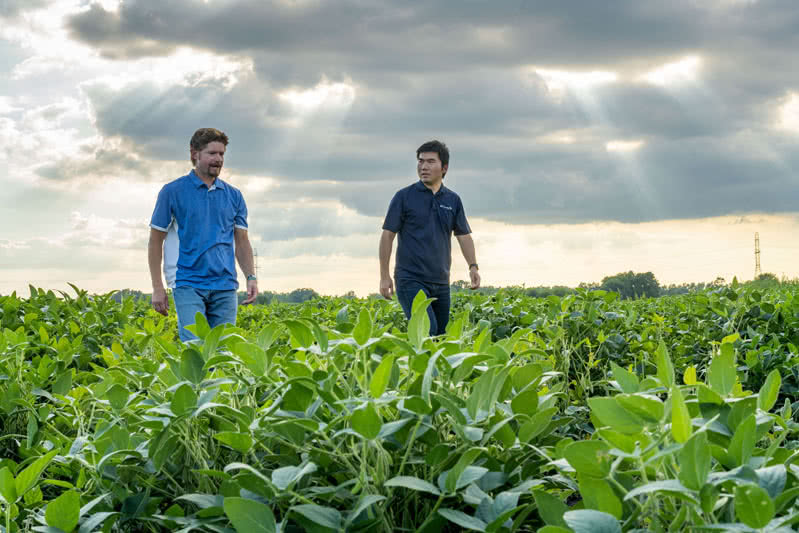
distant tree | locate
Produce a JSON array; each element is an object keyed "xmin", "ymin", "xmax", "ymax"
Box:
[
  {"xmin": 600, "ymin": 271, "xmax": 660, "ymax": 299},
  {"xmin": 756, "ymin": 272, "xmax": 779, "ymax": 283},
  {"xmin": 287, "ymin": 288, "xmax": 319, "ymax": 303}
]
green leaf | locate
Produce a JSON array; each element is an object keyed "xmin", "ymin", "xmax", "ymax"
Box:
[
  {"xmin": 0, "ymin": 467, "xmax": 16, "ymax": 504},
  {"xmin": 214, "ymin": 432, "xmax": 254, "ymax": 454},
  {"xmin": 272, "ymin": 463, "xmax": 317, "ymax": 491},
  {"xmin": 408, "ymin": 293, "xmax": 434, "ymax": 349},
  {"xmin": 202, "ymin": 323, "xmax": 224, "ymax": 360},
  {"xmin": 45, "ymin": 490, "xmax": 80, "ymax": 533},
  {"xmin": 734, "ymin": 484, "xmax": 774, "ymax": 529},
  {"xmin": 370, "ymin": 355, "xmax": 395, "ymax": 398},
  {"xmin": 578, "ymin": 474, "xmax": 622, "ymax": 519},
  {"xmin": 223, "ymin": 497, "xmax": 277, "ymax": 533},
  {"xmin": 533, "ymin": 490, "xmax": 568, "ymax": 527},
  {"xmin": 353, "ymin": 309, "xmax": 373, "ymax": 346},
  {"xmin": 670, "ymin": 386, "xmax": 692, "ymax": 444},
  {"xmin": 232, "ymin": 341, "xmax": 267, "ymax": 376},
  {"xmin": 16, "ymin": 449, "xmax": 58, "ymax": 498},
  {"xmin": 384, "ymin": 476, "xmax": 441, "ymax": 496},
  {"xmin": 284, "ymin": 320, "xmax": 314, "ymax": 349},
  {"xmin": 180, "ymin": 348, "xmax": 206, "ymax": 384},
  {"xmin": 615, "ymin": 393, "xmax": 664, "ymax": 424},
  {"xmin": 563, "ymin": 440, "xmax": 611, "ymax": 478},
  {"xmin": 105, "ymin": 384, "xmax": 129, "ymax": 411},
  {"xmin": 588, "ymin": 397, "xmax": 644, "ymax": 434},
  {"xmin": 729, "ymin": 414, "xmax": 756, "ymax": 466},
  {"xmin": 257, "ymin": 323, "xmax": 282, "ymax": 351},
  {"xmin": 757, "ymin": 465, "xmax": 786, "ymax": 500},
  {"xmin": 518, "ymin": 407, "xmax": 557, "ymax": 443},
  {"xmin": 511, "ymin": 386, "xmax": 539, "ymax": 417},
  {"xmin": 350, "ymin": 402, "xmax": 381, "ymax": 440},
  {"xmin": 708, "ymin": 348, "xmax": 736, "ymax": 396},
  {"xmin": 679, "ymin": 431, "xmax": 711, "ymax": 491},
  {"xmin": 421, "ymin": 350, "xmax": 443, "ymax": 405},
  {"xmin": 347, "ymin": 494, "xmax": 386, "ymax": 524},
  {"xmin": 445, "ymin": 447, "xmax": 485, "ymax": 493},
  {"xmin": 624, "ymin": 480, "xmax": 694, "ymax": 502},
  {"xmin": 438, "ymin": 508, "xmax": 487, "ymax": 531},
  {"xmin": 758, "ymin": 369, "xmax": 781, "ymax": 412},
  {"xmin": 610, "ymin": 362, "xmax": 639, "ymax": 393},
  {"xmin": 563, "ymin": 510, "xmax": 621, "ymax": 533},
  {"xmin": 683, "ymin": 365, "xmax": 697, "ymax": 386},
  {"xmin": 511, "ymin": 363, "xmax": 543, "ymax": 392},
  {"xmin": 187, "ymin": 311, "xmax": 211, "ymax": 340},
  {"xmin": 656, "ymin": 341, "xmax": 674, "ymax": 389},
  {"xmin": 171, "ymin": 383, "xmax": 198, "ymax": 416},
  {"xmin": 291, "ymin": 504, "xmax": 342, "ymax": 530}
]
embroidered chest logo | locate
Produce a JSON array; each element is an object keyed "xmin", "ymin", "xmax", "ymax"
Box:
[{"xmin": 439, "ymin": 205, "xmax": 453, "ymax": 211}]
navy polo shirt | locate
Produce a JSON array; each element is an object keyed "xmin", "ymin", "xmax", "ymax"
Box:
[
  {"xmin": 383, "ymin": 181, "xmax": 471, "ymax": 284},
  {"xmin": 150, "ymin": 170, "xmax": 248, "ymax": 291}
]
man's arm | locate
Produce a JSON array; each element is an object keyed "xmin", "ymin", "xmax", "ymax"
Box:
[
  {"xmin": 455, "ymin": 233, "xmax": 481, "ymax": 290},
  {"xmin": 379, "ymin": 229, "xmax": 396, "ymax": 299},
  {"xmin": 148, "ymin": 228, "xmax": 169, "ymax": 315},
  {"xmin": 235, "ymin": 227, "xmax": 258, "ymax": 304}
]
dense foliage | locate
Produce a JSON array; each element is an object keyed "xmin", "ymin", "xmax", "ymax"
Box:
[{"xmin": 1, "ymin": 282, "xmax": 799, "ymax": 531}]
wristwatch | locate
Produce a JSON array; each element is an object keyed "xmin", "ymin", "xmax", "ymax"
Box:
[
  {"xmin": 246, "ymin": 274, "xmax": 257, "ymax": 281},
  {"xmin": 469, "ymin": 263, "xmax": 479, "ymax": 271}
]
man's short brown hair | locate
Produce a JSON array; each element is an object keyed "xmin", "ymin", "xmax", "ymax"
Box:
[{"xmin": 190, "ymin": 128, "xmax": 229, "ymax": 165}]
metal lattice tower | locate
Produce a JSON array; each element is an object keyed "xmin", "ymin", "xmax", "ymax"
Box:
[
  {"xmin": 754, "ymin": 233, "xmax": 761, "ymax": 278},
  {"xmin": 254, "ymin": 248, "xmax": 260, "ymax": 279}
]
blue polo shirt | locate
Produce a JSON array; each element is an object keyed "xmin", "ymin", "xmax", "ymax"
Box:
[
  {"xmin": 150, "ymin": 170, "xmax": 248, "ymax": 290},
  {"xmin": 383, "ymin": 181, "xmax": 471, "ymax": 284}
]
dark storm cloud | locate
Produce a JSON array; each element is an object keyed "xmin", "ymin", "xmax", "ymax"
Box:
[{"xmin": 60, "ymin": 0, "xmax": 799, "ymax": 229}]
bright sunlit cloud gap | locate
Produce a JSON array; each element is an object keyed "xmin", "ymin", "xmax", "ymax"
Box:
[
  {"xmin": 606, "ymin": 140, "xmax": 645, "ymax": 153},
  {"xmin": 278, "ymin": 79, "xmax": 357, "ymax": 113},
  {"xmin": 639, "ymin": 55, "xmax": 702, "ymax": 86},
  {"xmin": 535, "ymin": 68, "xmax": 618, "ymax": 96},
  {"xmin": 778, "ymin": 92, "xmax": 799, "ymax": 132}
]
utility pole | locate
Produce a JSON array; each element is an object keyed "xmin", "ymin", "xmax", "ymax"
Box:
[
  {"xmin": 754, "ymin": 233, "xmax": 761, "ymax": 279},
  {"xmin": 254, "ymin": 248, "xmax": 260, "ymax": 280}
]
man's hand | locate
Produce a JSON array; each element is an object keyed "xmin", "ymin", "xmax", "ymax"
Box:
[
  {"xmin": 152, "ymin": 287, "xmax": 169, "ymax": 316},
  {"xmin": 380, "ymin": 277, "xmax": 395, "ymax": 299},
  {"xmin": 242, "ymin": 279, "xmax": 258, "ymax": 304},
  {"xmin": 469, "ymin": 267, "xmax": 481, "ymax": 290}
]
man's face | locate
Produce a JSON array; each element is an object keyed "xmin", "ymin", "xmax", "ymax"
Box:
[
  {"xmin": 193, "ymin": 141, "xmax": 226, "ymax": 179},
  {"xmin": 417, "ymin": 151, "xmax": 447, "ymax": 185}
]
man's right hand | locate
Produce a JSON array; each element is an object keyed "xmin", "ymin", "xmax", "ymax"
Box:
[
  {"xmin": 152, "ymin": 287, "xmax": 169, "ymax": 316},
  {"xmin": 380, "ymin": 277, "xmax": 395, "ymax": 299}
]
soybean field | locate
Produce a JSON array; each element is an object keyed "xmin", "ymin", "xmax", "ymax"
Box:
[{"xmin": 1, "ymin": 282, "xmax": 799, "ymax": 532}]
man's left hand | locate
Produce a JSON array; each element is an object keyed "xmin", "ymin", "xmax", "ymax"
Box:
[
  {"xmin": 469, "ymin": 268, "xmax": 481, "ymax": 290},
  {"xmin": 243, "ymin": 279, "xmax": 258, "ymax": 304}
]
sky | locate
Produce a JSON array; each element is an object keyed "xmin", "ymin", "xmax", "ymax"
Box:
[{"xmin": 1, "ymin": 0, "xmax": 798, "ymax": 297}]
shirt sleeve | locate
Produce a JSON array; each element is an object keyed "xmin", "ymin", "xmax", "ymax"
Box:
[
  {"xmin": 234, "ymin": 191, "xmax": 248, "ymax": 230},
  {"xmin": 453, "ymin": 197, "xmax": 471, "ymax": 236},
  {"xmin": 150, "ymin": 185, "xmax": 173, "ymax": 232},
  {"xmin": 382, "ymin": 190, "xmax": 404, "ymax": 232}
]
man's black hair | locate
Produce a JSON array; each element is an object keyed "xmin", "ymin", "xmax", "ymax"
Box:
[{"xmin": 416, "ymin": 140, "xmax": 450, "ymax": 176}]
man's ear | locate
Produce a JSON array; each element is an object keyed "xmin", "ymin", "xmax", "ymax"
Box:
[
  {"xmin": 442, "ymin": 164, "xmax": 448, "ymax": 177},
  {"xmin": 190, "ymin": 149, "xmax": 197, "ymax": 166}
]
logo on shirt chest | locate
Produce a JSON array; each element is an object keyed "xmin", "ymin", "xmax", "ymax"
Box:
[{"xmin": 439, "ymin": 204, "xmax": 453, "ymax": 210}]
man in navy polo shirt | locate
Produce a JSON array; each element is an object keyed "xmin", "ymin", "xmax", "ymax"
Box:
[
  {"xmin": 148, "ymin": 128, "xmax": 258, "ymax": 342},
  {"xmin": 379, "ymin": 140, "xmax": 481, "ymax": 336}
]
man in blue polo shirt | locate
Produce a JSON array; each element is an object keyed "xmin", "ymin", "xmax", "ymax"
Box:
[
  {"xmin": 379, "ymin": 140, "xmax": 481, "ymax": 335},
  {"xmin": 148, "ymin": 127, "xmax": 258, "ymax": 342}
]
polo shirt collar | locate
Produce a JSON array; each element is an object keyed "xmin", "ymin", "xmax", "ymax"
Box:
[
  {"xmin": 414, "ymin": 180, "xmax": 446, "ymax": 196},
  {"xmin": 189, "ymin": 169, "xmax": 226, "ymax": 190}
]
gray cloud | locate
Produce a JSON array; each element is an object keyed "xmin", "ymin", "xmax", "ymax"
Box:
[{"xmin": 52, "ymin": 0, "xmax": 799, "ymax": 229}]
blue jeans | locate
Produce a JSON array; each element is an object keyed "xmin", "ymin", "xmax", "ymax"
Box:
[
  {"xmin": 396, "ymin": 279, "xmax": 451, "ymax": 336},
  {"xmin": 173, "ymin": 287, "xmax": 238, "ymax": 342}
]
